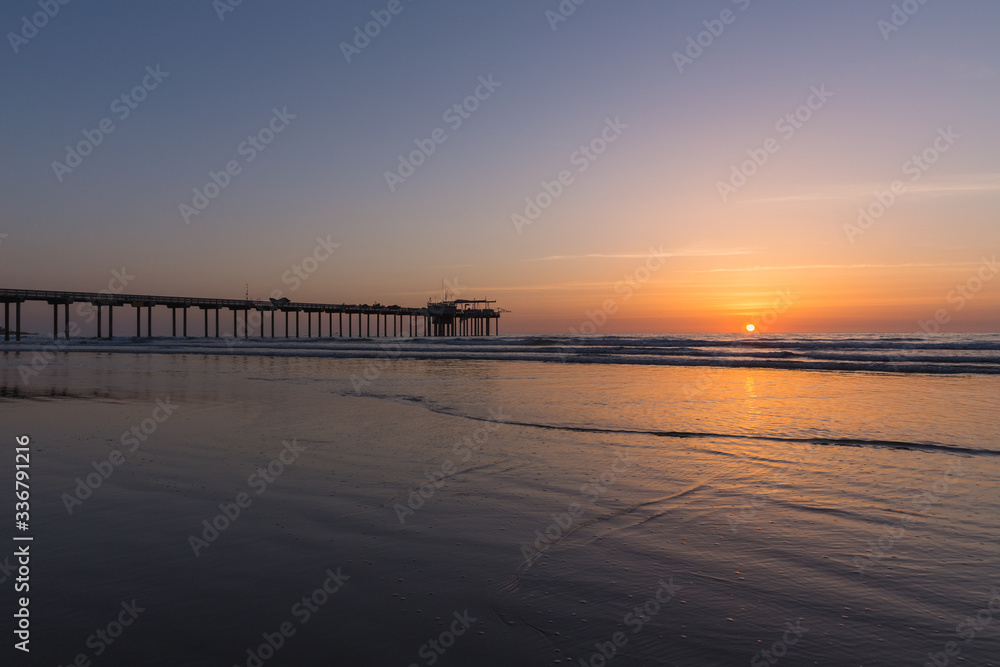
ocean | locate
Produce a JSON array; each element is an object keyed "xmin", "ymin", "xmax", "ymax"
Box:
[{"xmin": 1, "ymin": 332, "xmax": 998, "ymax": 666}]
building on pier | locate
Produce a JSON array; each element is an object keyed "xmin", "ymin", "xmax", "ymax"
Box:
[{"xmin": 425, "ymin": 299, "xmax": 505, "ymax": 337}]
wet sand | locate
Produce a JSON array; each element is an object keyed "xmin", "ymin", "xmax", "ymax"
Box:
[{"xmin": 2, "ymin": 351, "xmax": 999, "ymax": 665}]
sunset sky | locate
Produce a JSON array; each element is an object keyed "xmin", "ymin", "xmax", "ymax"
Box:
[{"xmin": 1, "ymin": 0, "xmax": 998, "ymax": 333}]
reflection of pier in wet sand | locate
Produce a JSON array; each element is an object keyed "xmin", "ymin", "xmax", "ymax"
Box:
[{"xmin": 0, "ymin": 289, "xmax": 504, "ymax": 341}]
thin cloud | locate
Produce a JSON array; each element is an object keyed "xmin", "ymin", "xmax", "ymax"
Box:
[
  {"xmin": 531, "ymin": 248, "xmax": 756, "ymax": 261},
  {"xmin": 395, "ymin": 281, "xmax": 615, "ymax": 296},
  {"xmin": 694, "ymin": 261, "xmax": 981, "ymax": 273},
  {"xmin": 749, "ymin": 173, "xmax": 1000, "ymax": 204}
]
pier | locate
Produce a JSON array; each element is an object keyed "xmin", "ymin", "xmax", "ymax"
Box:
[{"xmin": 0, "ymin": 289, "xmax": 503, "ymax": 341}]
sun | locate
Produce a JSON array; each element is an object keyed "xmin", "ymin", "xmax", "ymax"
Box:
[{"xmin": 745, "ymin": 324, "xmax": 756, "ymax": 332}]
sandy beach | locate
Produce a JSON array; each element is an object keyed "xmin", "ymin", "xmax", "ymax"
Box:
[{"xmin": 2, "ymin": 344, "xmax": 998, "ymax": 665}]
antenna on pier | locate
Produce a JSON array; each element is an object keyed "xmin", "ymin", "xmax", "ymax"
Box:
[{"xmin": 245, "ymin": 283, "xmax": 249, "ymax": 301}]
